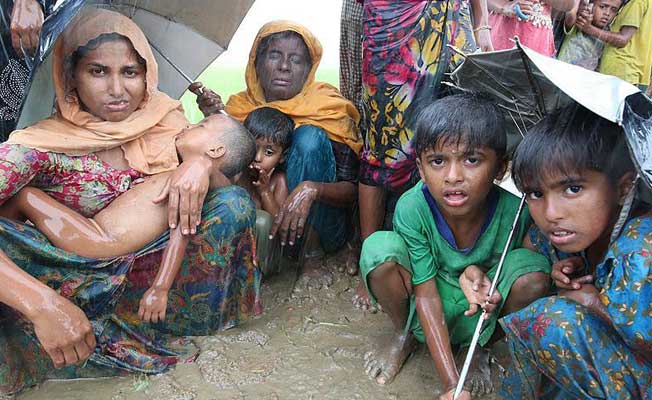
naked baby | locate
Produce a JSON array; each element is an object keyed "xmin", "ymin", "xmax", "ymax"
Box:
[{"xmin": 3, "ymin": 113, "xmax": 255, "ymax": 323}]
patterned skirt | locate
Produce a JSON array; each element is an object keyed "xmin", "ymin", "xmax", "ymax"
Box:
[{"xmin": 0, "ymin": 185, "xmax": 262, "ymax": 395}]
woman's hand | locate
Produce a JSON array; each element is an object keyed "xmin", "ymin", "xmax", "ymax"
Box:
[
  {"xmin": 270, "ymin": 181, "xmax": 319, "ymax": 246},
  {"xmin": 10, "ymin": 0, "xmax": 44, "ymax": 55},
  {"xmin": 138, "ymin": 286, "xmax": 169, "ymax": 323},
  {"xmin": 188, "ymin": 82, "xmax": 224, "ymax": 117},
  {"xmin": 31, "ymin": 292, "xmax": 96, "ymax": 369},
  {"xmin": 153, "ymin": 157, "xmax": 211, "ymax": 235},
  {"xmin": 459, "ymin": 265, "xmax": 502, "ymax": 319},
  {"xmin": 551, "ymin": 256, "xmax": 592, "ymax": 290}
]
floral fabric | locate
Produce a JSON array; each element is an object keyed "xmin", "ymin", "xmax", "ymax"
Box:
[
  {"xmin": 499, "ymin": 216, "xmax": 652, "ymax": 399},
  {"xmin": 0, "ymin": 143, "xmax": 262, "ymax": 395},
  {"xmin": 359, "ymin": 0, "xmax": 476, "ymax": 191}
]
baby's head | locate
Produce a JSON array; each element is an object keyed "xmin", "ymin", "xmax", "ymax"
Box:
[
  {"xmin": 413, "ymin": 92, "xmax": 508, "ymax": 220},
  {"xmin": 591, "ymin": 0, "xmax": 622, "ymax": 28},
  {"xmin": 513, "ymin": 104, "xmax": 635, "ymax": 254},
  {"xmin": 244, "ymin": 107, "xmax": 294, "ymax": 174},
  {"xmin": 175, "ymin": 114, "xmax": 256, "ymax": 180}
]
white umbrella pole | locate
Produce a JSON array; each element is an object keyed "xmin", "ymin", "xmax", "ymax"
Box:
[{"xmin": 453, "ymin": 195, "xmax": 526, "ymax": 399}]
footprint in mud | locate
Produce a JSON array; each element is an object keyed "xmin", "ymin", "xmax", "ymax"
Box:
[{"xmin": 197, "ymin": 349, "xmax": 279, "ymax": 390}]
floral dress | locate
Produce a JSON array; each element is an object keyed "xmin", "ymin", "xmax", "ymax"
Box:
[
  {"xmin": 0, "ymin": 143, "xmax": 262, "ymax": 395},
  {"xmin": 359, "ymin": 0, "xmax": 477, "ymax": 192},
  {"xmin": 499, "ymin": 216, "xmax": 652, "ymax": 399}
]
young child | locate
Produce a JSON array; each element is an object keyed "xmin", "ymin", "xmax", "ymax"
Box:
[
  {"xmin": 4, "ymin": 114, "xmax": 255, "ymax": 323},
  {"xmin": 237, "ymin": 107, "xmax": 293, "ymax": 275},
  {"xmin": 584, "ymin": 0, "xmax": 651, "ymax": 89},
  {"xmin": 557, "ymin": 0, "xmax": 622, "ymax": 70},
  {"xmin": 359, "ymin": 93, "xmax": 551, "ymax": 399},
  {"xmin": 499, "ymin": 104, "xmax": 651, "ymax": 398}
]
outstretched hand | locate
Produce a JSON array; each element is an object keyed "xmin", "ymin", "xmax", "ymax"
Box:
[
  {"xmin": 188, "ymin": 82, "xmax": 224, "ymax": 117},
  {"xmin": 153, "ymin": 157, "xmax": 211, "ymax": 235},
  {"xmin": 31, "ymin": 293, "xmax": 96, "ymax": 369},
  {"xmin": 270, "ymin": 182, "xmax": 319, "ymax": 246},
  {"xmin": 439, "ymin": 388, "xmax": 471, "ymax": 400},
  {"xmin": 459, "ymin": 265, "xmax": 502, "ymax": 319}
]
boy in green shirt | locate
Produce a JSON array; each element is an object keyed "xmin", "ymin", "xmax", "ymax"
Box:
[
  {"xmin": 360, "ymin": 93, "xmax": 551, "ymax": 399},
  {"xmin": 579, "ymin": 0, "xmax": 652, "ymax": 89}
]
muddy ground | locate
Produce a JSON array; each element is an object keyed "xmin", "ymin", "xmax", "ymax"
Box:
[{"xmin": 17, "ymin": 250, "xmax": 507, "ymax": 400}]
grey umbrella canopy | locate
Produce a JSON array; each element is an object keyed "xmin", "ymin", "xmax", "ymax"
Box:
[{"xmin": 17, "ymin": 0, "xmax": 254, "ymax": 128}]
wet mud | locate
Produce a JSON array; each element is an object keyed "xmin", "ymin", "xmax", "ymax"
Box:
[{"xmin": 17, "ymin": 250, "xmax": 506, "ymax": 400}]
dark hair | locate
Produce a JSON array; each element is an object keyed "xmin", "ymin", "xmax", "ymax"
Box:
[
  {"xmin": 413, "ymin": 92, "xmax": 507, "ymax": 160},
  {"xmin": 512, "ymin": 104, "xmax": 634, "ymax": 192},
  {"xmin": 254, "ymin": 30, "xmax": 311, "ymax": 70},
  {"xmin": 244, "ymin": 107, "xmax": 294, "ymax": 149},
  {"xmin": 66, "ymin": 33, "xmax": 146, "ymax": 82},
  {"xmin": 219, "ymin": 117, "xmax": 257, "ymax": 178}
]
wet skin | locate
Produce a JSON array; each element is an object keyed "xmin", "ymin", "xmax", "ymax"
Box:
[{"xmin": 7, "ymin": 115, "xmax": 234, "ymax": 323}]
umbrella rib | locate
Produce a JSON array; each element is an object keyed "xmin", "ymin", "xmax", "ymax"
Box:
[{"xmin": 516, "ymin": 41, "xmax": 546, "ymax": 118}]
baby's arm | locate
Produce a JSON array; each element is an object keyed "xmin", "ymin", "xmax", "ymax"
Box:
[{"xmin": 138, "ymin": 226, "xmax": 188, "ymax": 323}]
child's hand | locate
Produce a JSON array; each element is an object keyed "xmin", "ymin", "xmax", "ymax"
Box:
[
  {"xmin": 459, "ymin": 265, "xmax": 502, "ymax": 319},
  {"xmin": 251, "ymin": 165, "xmax": 274, "ymax": 194},
  {"xmin": 138, "ymin": 287, "xmax": 169, "ymax": 323},
  {"xmin": 551, "ymin": 256, "xmax": 592, "ymax": 290}
]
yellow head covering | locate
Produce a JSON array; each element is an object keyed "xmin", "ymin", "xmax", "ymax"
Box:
[
  {"xmin": 7, "ymin": 8, "xmax": 186, "ymax": 175},
  {"xmin": 226, "ymin": 20, "xmax": 362, "ymax": 154}
]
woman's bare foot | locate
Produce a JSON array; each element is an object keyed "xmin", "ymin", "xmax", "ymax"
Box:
[
  {"xmin": 363, "ymin": 332, "xmax": 417, "ymax": 385},
  {"xmin": 352, "ymin": 279, "xmax": 381, "ymax": 312},
  {"xmin": 455, "ymin": 346, "xmax": 493, "ymax": 396},
  {"xmin": 336, "ymin": 240, "xmax": 360, "ymax": 276}
]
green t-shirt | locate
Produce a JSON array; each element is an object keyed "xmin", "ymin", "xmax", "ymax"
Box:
[
  {"xmin": 598, "ymin": 0, "xmax": 652, "ymax": 86},
  {"xmin": 393, "ymin": 182, "xmax": 535, "ymax": 288}
]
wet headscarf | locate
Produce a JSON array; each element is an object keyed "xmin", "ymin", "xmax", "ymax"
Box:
[
  {"xmin": 7, "ymin": 8, "xmax": 186, "ymax": 175},
  {"xmin": 226, "ymin": 21, "xmax": 362, "ymax": 154}
]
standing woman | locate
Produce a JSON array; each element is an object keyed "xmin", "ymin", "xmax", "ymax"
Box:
[
  {"xmin": 0, "ymin": 9, "xmax": 260, "ymax": 394},
  {"xmin": 354, "ymin": 0, "xmax": 493, "ymax": 309}
]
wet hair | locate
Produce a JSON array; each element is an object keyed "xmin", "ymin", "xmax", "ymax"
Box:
[
  {"xmin": 218, "ymin": 117, "xmax": 257, "ymax": 178},
  {"xmin": 65, "ymin": 32, "xmax": 146, "ymax": 83},
  {"xmin": 244, "ymin": 107, "xmax": 294, "ymax": 150},
  {"xmin": 512, "ymin": 104, "xmax": 634, "ymax": 192},
  {"xmin": 413, "ymin": 92, "xmax": 507, "ymax": 160},
  {"xmin": 254, "ymin": 30, "xmax": 311, "ymax": 70}
]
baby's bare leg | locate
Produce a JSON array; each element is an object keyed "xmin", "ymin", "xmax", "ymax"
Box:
[{"xmin": 11, "ymin": 174, "xmax": 171, "ymax": 258}]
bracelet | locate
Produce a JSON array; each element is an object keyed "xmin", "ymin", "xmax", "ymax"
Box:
[{"xmin": 473, "ymin": 25, "xmax": 492, "ymax": 32}]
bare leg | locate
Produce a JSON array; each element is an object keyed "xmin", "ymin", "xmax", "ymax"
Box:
[
  {"xmin": 353, "ymin": 183, "xmax": 386, "ymax": 311},
  {"xmin": 461, "ymin": 272, "xmax": 550, "ymax": 396},
  {"xmin": 363, "ymin": 261, "xmax": 417, "ymax": 385}
]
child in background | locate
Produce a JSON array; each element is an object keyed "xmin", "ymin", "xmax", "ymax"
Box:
[
  {"xmin": 557, "ymin": 0, "xmax": 622, "ymax": 70},
  {"xmin": 586, "ymin": 0, "xmax": 651, "ymax": 90},
  {"xmin": 499, "ymin": 104, "xmax": 651, "ymax": 399},
  {"xmin": 359, "ymin": 93, "xmax": 551, "ymax": 399},
  {"xmin": 238, "ymin": 107, "xmax": 294, "ymax": 275}
]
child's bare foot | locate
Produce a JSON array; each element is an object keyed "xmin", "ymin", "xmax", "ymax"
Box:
[
  {"xmin": 352, "ymin": 279, "xmax": 381, "ymax": 312},
  {"xmin": 294, "ymin": 256, "xmax": 333, "ymax": 291},
  {"xmin": 455, "ymin": 346, "xmax": 493, "ymax": 396},
  {"xmin": 363, "ymin": 332, "xmax": 416, "ymax": 385}
]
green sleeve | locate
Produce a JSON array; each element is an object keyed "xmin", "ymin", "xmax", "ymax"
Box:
[
  {"xmin": 393, "ymin": 197, "xmax": 438, "ymax": 286},
  {"xmin": 616, "ymin": 0, "xmax": 647, "ymax": 29}
]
